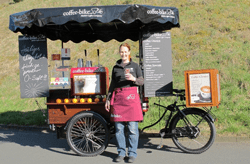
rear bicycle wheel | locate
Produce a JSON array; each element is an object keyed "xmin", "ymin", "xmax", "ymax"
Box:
[
  {"xmin": 66, "ymin": 112, "xmax": 110, "ymax": 156},
  {"xmin": 170, "ymin": 108, "xmax": 215, "ymax": 154}
]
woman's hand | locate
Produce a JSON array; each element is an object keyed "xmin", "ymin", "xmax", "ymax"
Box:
[
  {"xmin": 125, "ymin": 73, "xmax": 136, "ymax": 82},
  {"xmin": 105, "ymin": 100, "xmax": 110, "ymax": 112}
]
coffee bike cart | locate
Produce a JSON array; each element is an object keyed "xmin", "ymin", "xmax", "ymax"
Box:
[{"xmin": 9, "ymin": 5, "xmax": 220, "ymax": 156}]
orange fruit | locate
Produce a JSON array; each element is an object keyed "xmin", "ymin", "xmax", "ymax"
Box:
[
  {"xmin": 72, "ymin": 98, "xmax": 78, "ymax": 103},
  {"xmin": 80, "ymin": 98, "xmax": 85, "ymax": 103}
]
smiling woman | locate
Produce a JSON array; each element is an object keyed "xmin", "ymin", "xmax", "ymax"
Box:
[{"xmin": 105, "ymin": 43, "xmax": 144, "ymax": 162}]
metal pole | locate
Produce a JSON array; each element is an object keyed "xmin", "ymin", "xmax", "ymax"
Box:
[
  {"xmin": 139, "ymin": 31, "xmax": 143, "ymax": 104},
  {"xmin": 61, "ymin": 41, "xmax": 65, "ymax": 89},
  {"xmin": 61, "ymin": 41, "xmax": 64, "ymax": 66}
]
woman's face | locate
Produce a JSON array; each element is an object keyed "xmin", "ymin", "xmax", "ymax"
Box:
[{"xmin": 119, "ymin": 46, "xmax": 130, "ymax": 62}]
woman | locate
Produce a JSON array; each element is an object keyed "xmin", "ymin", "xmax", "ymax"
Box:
[{"xmin": 105, "ymin": 43, "xmax": 144, "ymax": 163}]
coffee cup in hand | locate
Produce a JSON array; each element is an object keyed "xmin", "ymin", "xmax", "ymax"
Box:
[{"xmin": 124, "ymin": 68, "xmax": 130, "ymax": 79}]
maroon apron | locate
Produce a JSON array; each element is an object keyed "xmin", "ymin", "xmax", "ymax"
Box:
[{"xmin": 110, "ymin": 87, "xmax": 143, "ymax": 122}]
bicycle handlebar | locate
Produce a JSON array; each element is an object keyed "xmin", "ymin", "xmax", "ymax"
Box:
[
  {"xmin": 154, "ymin": 103, "xmax": 168, "ymax": 108},
  {"xmin": 172, "ymin": 89, "xmax": 185, "ymax": 94}
]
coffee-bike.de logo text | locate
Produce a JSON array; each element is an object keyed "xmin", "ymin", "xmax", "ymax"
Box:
[
  {"xmin": 63, "ymin": 8, "xmax": 104, "ymax": 17},
  {"xmin": 147, "ymin": 8, "xmax": 175, "ymax": 18}
]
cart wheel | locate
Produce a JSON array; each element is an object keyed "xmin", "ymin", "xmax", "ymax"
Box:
[{"xmin": 66, "ymin": 112, "xmax": 110, "ymax": 156}]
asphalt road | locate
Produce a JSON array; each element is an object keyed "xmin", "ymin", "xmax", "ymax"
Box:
[{"xmin": 0, "ymin": 128, "xmax": 249, "ymax": 164}]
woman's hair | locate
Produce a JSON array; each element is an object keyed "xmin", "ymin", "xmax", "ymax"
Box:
[{"xmin": 119, "ymin": 43, "xmax": 131, "ymax": 52}]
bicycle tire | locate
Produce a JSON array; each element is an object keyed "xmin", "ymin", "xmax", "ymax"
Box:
[
  {"xmin": 66, "ymin": 112, "xmax": 110, "ymax": 156},
  {"xmin": 170, "ymin": 108, "xmax": 216, "ymax": 154}
]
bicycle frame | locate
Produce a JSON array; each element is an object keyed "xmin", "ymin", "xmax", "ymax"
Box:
[
  {"xmin": 141, "ymin": 90, "xmax": 215, "ymax": 138},
  {"xmin": 141, "ymin": 89, "xmax": 217, "ymax": 154},
  {"xmin": 141, "ymin": 93, "xmax": 184, "ymax": 136}
]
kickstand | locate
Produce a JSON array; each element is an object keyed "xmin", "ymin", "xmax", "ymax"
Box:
[{"xmin": 157, "ymin": 132, "xmax": 165, "ymax": 149}]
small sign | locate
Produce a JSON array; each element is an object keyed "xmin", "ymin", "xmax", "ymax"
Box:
[
  {"xmin": 73, "ymin": 74, "xmax": 100, "ymax": 94},
  {"xmin": 189, "ymin": 73, "xmax": 211, "ymax": 103},
  {"xmin": 61, "ymin": 48, "xmax": 70, "ymax": 60},
  {"xmin": 185, "ymin": 69, "xmax": 221, "ymax": 107},
  {"xmin": 70, "ymin": 67, "xmax": 108, "ymax": 96},
  {"xmin": 18, "ymin": 35, "xmax": 49, "ymax": 98},
  {"xmin": 51, "ymin": 54, "xmax": 60, "ymax": 60}
]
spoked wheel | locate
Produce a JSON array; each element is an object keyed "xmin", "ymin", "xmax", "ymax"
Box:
[
  {"xmin": 66, "ymin": 112, "xmax": 110, "ymax": 156},
  {"xmin": 170, "ymin": 108, "xmax": 216, "ymax": 154}
]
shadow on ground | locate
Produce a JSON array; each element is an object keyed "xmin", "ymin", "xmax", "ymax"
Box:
[{"xmin": 0, "ymin": 128, "xmax": 183, "ymax": 159}]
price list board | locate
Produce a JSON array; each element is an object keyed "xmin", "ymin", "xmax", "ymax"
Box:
[{"xmin": 143, "ymin": 32, "xmax": 173, "ymax": 97}]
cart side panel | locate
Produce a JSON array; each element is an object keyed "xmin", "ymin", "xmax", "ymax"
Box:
[
  {"xmin": 47, "ymin": 89, "xmax": 111, "ymax": 125},
  {"xmin": 48, "ymin": 104, "xmax": 109, "ymax": 124}
]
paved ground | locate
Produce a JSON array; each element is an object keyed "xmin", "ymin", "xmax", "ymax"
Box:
[{"xmin": 0, "ymin": 128, "xmax": 250, "ymax": 164}]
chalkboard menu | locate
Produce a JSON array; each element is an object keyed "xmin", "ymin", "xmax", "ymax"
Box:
[
  {"xmin": 143, "ymin": 32, "xmax": 173, "ymax": 97},
  {"xmin": 19, "ymin": 36, "xmax": 49, "ymax": 98}
]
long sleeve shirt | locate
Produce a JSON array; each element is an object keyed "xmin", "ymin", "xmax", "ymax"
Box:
[{"xmin": 107, "ymin": 59, "xmax": 144, "ymax": 100}]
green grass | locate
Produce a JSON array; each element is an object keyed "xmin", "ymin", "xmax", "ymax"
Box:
[
  {"xmin": 0, "ymin": 0, "xmax": 250, "ymax": 136},
  {"xmin": 0, "ymin": 110, "xmax": 46, "ymax": 126}
]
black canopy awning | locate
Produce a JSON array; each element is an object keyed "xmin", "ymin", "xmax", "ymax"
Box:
[{"xmin": 9, "ymin": 4, "xmax": 180, "ymax": 43}]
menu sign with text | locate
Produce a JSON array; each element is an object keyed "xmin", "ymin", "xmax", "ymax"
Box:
[
  {"xmin": 19, "ymin": 36, "xmax": 49, "ymax": 98},
  {"xmin": 143, "ymin": 32, "xmax": 173, "ymax": 97},
  {"xmin": 189, "ymin": 73, "xmax": 212, "ymax": 103}
]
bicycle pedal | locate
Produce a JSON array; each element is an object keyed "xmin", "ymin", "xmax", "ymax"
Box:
[
  {"xmin": 160, "ymin": 132, "xmax": 165, "ymax": 137},
  {"xmin": 157, "ymin": 144, "xmax": 163, "ymax": 149},
  {"xmin": 159, "ymin": 131, "xmax": 172, "ymax": 138}
]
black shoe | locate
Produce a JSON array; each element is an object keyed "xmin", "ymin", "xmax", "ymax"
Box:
[
  {"xmin": 128, "ymin": 156, "xmax": 136, "ymax": 163},
  {"xmin": 115, "ymin": 156, "xmax": 124, "ymax": 162}
]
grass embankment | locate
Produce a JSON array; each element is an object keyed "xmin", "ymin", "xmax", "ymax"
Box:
[{"xmin": 0, "ymin": 0, "xmax": 250, "ymax": 136}]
